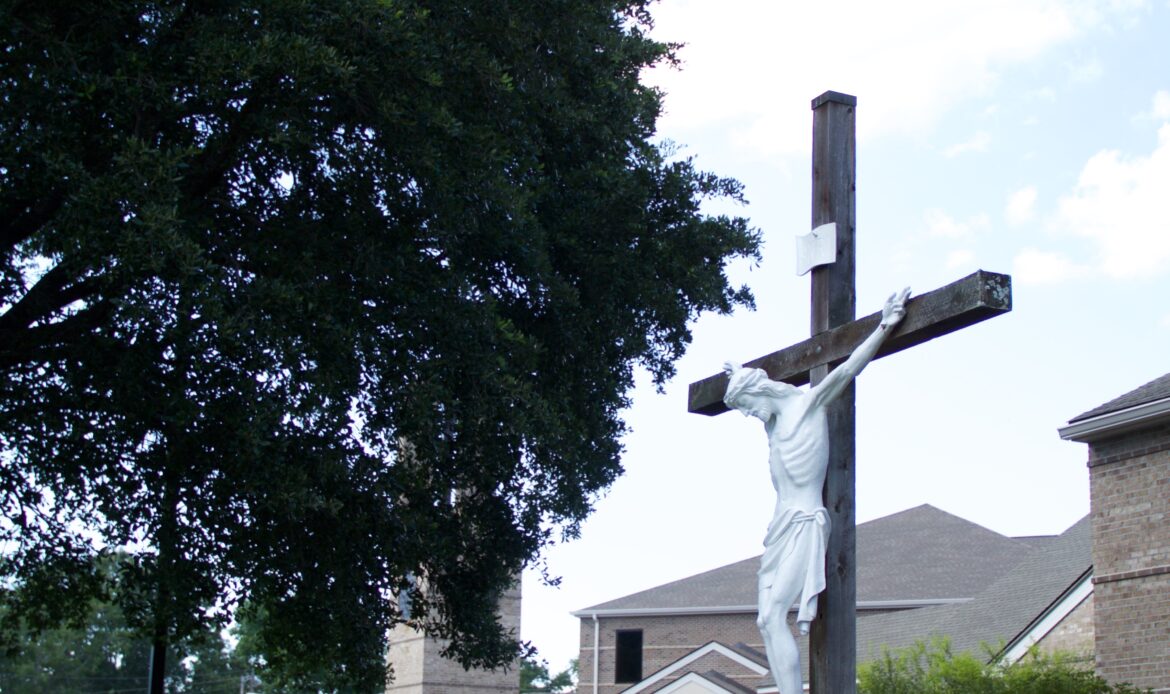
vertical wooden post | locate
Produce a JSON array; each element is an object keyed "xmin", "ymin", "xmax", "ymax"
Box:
[{"xmin": 808, "ymin": 90, "xmax": 857, "ymax": 694}]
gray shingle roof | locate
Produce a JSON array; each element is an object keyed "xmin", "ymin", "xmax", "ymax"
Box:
[
  {"xmin": 1070, "ymin": 372, "xmax": 1170, "ymax": 423},
  {"xmin": 856, "ymin": 504, "xmax": 1036, "ymax": 602},
  {"xmin": 579, "ymin": 504, "xmax": 1036, "ymax": 613},
  {"xmin": 855, "ymin": 514, "xmax": 1092, "ymax": 660},
  {"xmin": 581, "ymin": 556, "xmax": 759, "ymax": 613}
]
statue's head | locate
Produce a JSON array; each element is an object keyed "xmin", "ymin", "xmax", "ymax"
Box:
[{"xmin": 724, "ymin": 367, "xmax": 799, "ymax": 418}]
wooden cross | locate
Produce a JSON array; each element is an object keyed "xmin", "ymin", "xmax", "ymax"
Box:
[{"xmin": 687, "ymin": 91, "xmax": 1012, "ymax": 694}]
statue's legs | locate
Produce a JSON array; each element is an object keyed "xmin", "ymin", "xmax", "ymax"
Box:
[{"xmin": 757, "ymin": 581, "xmax": 803, "ymax": 694}]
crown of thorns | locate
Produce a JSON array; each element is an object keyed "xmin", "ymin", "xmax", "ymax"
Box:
[{"xmin": 723, "ymin": 366, "xmax": 770, "ymax": 408}]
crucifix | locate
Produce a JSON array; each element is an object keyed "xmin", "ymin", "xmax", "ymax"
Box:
[{"xmin": 687, "ymin": 91, "xmax": 1012, "ymax": 694}]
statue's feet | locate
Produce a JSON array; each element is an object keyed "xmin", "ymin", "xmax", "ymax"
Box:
[{"xmin": 798, "ymin": 620, "xmax": 810, "ymax": 636}]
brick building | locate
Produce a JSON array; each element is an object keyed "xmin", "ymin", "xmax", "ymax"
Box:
[
  {"xmin": 573, "ymin": 504, "xmax": 1092, "ymax": 693},
  {"xmin": 1060, "ymin": 371, "xmax": 1170, "ymax": 693}
]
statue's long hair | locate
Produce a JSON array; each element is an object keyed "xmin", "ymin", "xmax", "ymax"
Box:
[{"xmin": 725, "ymin": 367, "xmax": 801, "ymax": 408}]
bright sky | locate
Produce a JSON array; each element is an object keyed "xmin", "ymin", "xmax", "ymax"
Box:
[{"xmin": 521, "ymin": 0, "xmax": 1170, "ymax": 674}]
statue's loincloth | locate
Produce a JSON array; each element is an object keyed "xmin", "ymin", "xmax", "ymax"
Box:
[{"xmin": 758, "ymin": 507, "xmax": 830, "ymax": 626}]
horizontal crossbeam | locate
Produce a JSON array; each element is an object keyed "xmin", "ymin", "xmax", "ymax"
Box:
[{"xmin": 687, "ymin": 270, "xmax": 1012, "ymax": 415}]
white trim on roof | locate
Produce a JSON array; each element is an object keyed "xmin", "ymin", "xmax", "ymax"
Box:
[
  {"xmin": 1058, "ymin": 396, "xmax": 1170, "ymax": 442},
  {"xmin": 999, "ymin": 571, "xmax": 1093, "ymax": 664},
  {"xmin": 572, "ymin": 598, "xmax": 971, "ymax": 619},
  {"xmin": 650, "ymin": 672, "xmax": 737, "ymax": 694},
  {"xmin": 621, "ymin": 642, "xmax": 768, "ymax": 694}
]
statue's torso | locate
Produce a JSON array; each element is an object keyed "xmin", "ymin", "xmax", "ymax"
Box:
[{"xmin": 766, "ymin": 395, "xmax": 829, "ymax": 517}]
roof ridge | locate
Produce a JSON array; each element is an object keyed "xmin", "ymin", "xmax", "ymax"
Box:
[{"xmin": 859, "ymin": 503, "xmax": 1019, "ymax": 541}]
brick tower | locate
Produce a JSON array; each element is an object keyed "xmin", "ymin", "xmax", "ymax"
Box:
[{"xmin": 385, "ymin": 583, "xmax": 522, "ymax": 694}]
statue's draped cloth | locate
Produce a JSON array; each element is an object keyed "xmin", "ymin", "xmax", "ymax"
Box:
[{"xmin": 759, "ymin": 507, "xmax": 830, "ymax": 626}]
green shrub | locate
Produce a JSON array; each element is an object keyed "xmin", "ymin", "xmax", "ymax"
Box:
[{"xmin": 858, "ymin": 638, "xmax": 1149, "ymax": 694}]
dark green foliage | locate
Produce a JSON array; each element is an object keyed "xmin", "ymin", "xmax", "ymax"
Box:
[
  {"xmin": 0, "ymin": 592, "xmax": 243, "ymax": 693},
  {"xmin": 859, "ymin": 639, "xmax": 1150, "ymax": 694},
  {"xmin": 230, "ymin": 601, "xmax": 366, "ymax": 694},
  {"xmin": 0, "ymin": 0, "xmax": 759, "ymax": 691}
]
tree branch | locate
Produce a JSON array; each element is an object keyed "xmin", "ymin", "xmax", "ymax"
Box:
[
  {"xmin": 0, "ymin": 261, "xmax": 101, "ymax": 333},
  {"xmin": 0, "ymin": 299, "xmax": 113, "ymax": 370},
  {"xmin": 180, "ymin": 89, "xmax": 270, "ymax": 204},
  {"xmin": 0, "ymin": 190, "xmax": 67, "ymax": 255}
]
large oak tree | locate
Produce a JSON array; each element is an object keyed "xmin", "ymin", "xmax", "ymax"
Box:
[{"xmin": 0, "ymin": 0, "xmax": 759, "ymax": 689}]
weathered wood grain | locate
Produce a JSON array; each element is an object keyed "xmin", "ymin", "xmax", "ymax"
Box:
[
  {"xmin": 687, "ymin": 269, "xmax": 1012, "ymax": 415},
  {"xmin": 807, "ymin": 90, "xmax": 859, "ymax": 694}
]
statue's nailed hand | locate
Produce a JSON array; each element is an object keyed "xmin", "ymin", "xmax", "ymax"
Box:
[
  {"xmin": 722, "ymin": 361, "xmax": 741, "ymax": 377},
  {"xmin": 880, "ymin": 287, "xmax": 912, "ymax": 329}
]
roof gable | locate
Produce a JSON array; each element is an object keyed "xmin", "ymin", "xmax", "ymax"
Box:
[
  {"xmin": 1000, "ymin": 571, "xmax": 1092, "ymax": 663},
  {"xmin": 621, "ymin": 641, "xmax": 768, "ymax": 694}
]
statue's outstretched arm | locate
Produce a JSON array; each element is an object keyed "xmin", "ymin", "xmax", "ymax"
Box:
[{"xmin": 810, "ymin": 287, "xmax": 910, "ymax": 409}]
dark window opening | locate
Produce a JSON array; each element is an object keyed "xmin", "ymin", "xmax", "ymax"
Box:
[{"xmin": 614, "ymin": 629, "xmax": 643, "ymax": 683}]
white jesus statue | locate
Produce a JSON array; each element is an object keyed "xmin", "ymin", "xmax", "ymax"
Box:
[{"xmin": 722, "ymin": 287, "xmax": 910, "ymax": 694}]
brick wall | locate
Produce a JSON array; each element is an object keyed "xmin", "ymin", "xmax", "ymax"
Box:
[
  {"xmin": 1088, "ymin": 422, "xmax": 1170, "ymax": 693},
  {"xmin": 1094, "ymin": 574, "xmax": 1170, "ymax": 691}
]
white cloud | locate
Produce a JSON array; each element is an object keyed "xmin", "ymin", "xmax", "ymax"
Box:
[
  {"xmin": 1136, "ymin": 89, "xmax": 1170, "ymax": 121},
  {"xmin": 1006, "ymin": 186, "xmax": 1039, "ymax": 225},
  {"xmin": 1155, "ymin": 90, "xmax": 1170, "ymax": 119},
  {"xmin": 1053, "ymin": 123, "xmax": 1170, "ymax": 278},
  {"xmin": 1012, "ymin": 248, "xmax": 1091, "ymax": 284},
  {"xmin": 643, "ymin": 0, "xmax": 1141, "ymax": 156},
  {"xmin": 924, "ymin": 209, "xmax": 990, "ymax": 238},
  {"xmin": 943, "ymin": 131, "xmax": 993, "ymax": 158}
]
